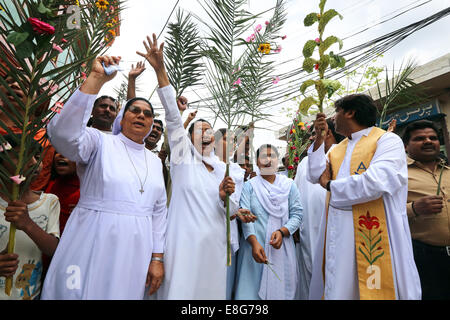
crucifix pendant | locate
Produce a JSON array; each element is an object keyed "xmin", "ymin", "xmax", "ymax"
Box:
[{"xmin": 139, "ymin": 188, "xmax": 144, "ymax": 194}]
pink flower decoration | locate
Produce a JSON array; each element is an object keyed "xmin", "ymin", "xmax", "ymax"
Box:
[
  {"xmin": 28, "ymin": 17, "xmax": 55, "ymax": 35},
  {"xmin": 255, "ymin": 24, "xmax": 262, "ymax": 32},
  {"xmin": 61, "ymin": 38, "xmax": 68, "ymax": 43},
  {"xmin": 245, "ymin": 36, "xmax": 252, "ymax": 43},
  {"xmin": 52, "ymin": 43, "xmax": 63, "ymax": 53},
  {"xmin": 10, "ymin": 175, "xmax": 26, "ymax": 185},
  {"xmin": 315, "ymin": 38, "xmax": 320, "ymax": 44},
  {"xmin": 281, "ymin": 35, "xmax": 287, "ymax": 40},
  {"xmin": 49, "ymin": 84, "xmax": 59, "ymax": 95},
  {"xmin": 233, "ymin": 78, "xmax": 241, "ymax": 86},
  {"xmin": 272, "ymin": 76, "xmax": 280, "ymax": 84},
  {"xmin": 51, "ymin": 102, "xmax": 64, "ymax": 114},
  {"xmin": 274, "ymin": 45, "xmax": 282, "ymax": 53},
  {"xmin": 0, "ymin": 142, "xmax": 12, "ymax": 152},
  {"xmin": 250, "ymin": 33, "xmax": 256, "ymax": 41},
  {"xmin": 265, "ymin": 21, "xmax": 270, "ymax": 25},
  {"xmin": 81, "ymin": 72, "xmax": 87, "ymax": 80},
  {"xmin": 81, "ymin": 63, "xmax": 87, "ymax": 68}
]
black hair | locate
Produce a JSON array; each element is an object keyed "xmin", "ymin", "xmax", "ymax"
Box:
[
  {"xmin": 326, "ymin": 118, "xmax": 345, "ymax": 143},
  {"xmin": 94, "ymin": 95, "xmax": 117, "ymax": 107},
  {"xmin": 153, "ymin": 119, "xmax": 164, "ymax": 132},
  {"xmin": 214, "ymin": 128, "xmax": 228, "ymax": 142},
  {"xmin": 402, "ymin": 120, "xmax": 439, "ymax": 145},
  {"xmin": 123, "ymin": 97, "xmax": 154, "ymax": 116},
  {"xmin": 256, "ymin": 144, "xmax": 280, "ymax": 159},
  {"xmin": 334, "ymin": 94, "xmax": 377, "ymax": 127},
  {"xmin": 188, "ymin": 119, "xmax": 212, "ymax": 136}
]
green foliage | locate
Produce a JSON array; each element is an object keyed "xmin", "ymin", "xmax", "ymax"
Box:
[
  {"xmin": 304, "ymin": 12, "xmax": 319, "ymax": 26},
  {"xmin": 373, "ymin": 60, "xmax": 429, "ymax": 126},
  {"xmin": 299, "ymin": 0, "xmax": 345, "ymax": 113},
  {"xmin": 0, "ymin": 1, "xmax": 124, "ymax": 291},
  {"xmin": 299, "ymin": 96, "xmax": 318, "ymax": 115},
  {"xmin": 300, "ymin": 79, "xmax": 316, "ymax": 94},
  {"xmin": 302, "ymin": 57, "xmax": 317, "ymax": 73},
  {"xmin": 318, "ymin": 9, "xmax": 342, "ymax": 34},
  {"xmin": 319, "ymin": 36, "xmax": 342, "ymax": 56},
  {"xmin": 302, "ymin": 40, "xmax": 317, "ymax": 58},
  {"xmin": 164, "ymin": 9, "xmax": 204, "ymax": 98}
]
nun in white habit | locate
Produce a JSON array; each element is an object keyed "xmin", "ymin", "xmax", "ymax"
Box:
[
  {"xmin": 136, "ymin": 34, "xmax": 253, "ymax": 300},
  {"xmin": 41, "ymin": 56, "xmax": 167, "ymax": 300}
]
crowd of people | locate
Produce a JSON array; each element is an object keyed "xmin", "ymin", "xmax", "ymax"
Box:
[{"xmin": 0, "ymin": 34, "xmax": 448, "ymax": 300}]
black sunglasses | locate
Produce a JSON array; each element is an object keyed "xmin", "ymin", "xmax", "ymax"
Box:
[{"xmin": 128, "ymin": 105, "xmax": 153, "ymax": 118}]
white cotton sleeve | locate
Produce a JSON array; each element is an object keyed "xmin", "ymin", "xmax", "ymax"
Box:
[
  {"xmin": 47, "ymin": 88, "xmax": 102, "ymax": 164},
  {"xmin": 329, "ymin": 133, "xmax": 408, "ymax": 208},
  {"xmin": 307, "ymin": 141, "xmax": 327, "ymax": 184},
  {"xmin": 45, "ymin": 194, "xmax": 61, "ymax": 239},
  {"xmin": 156, "ymin": 85, "xmax": 192, "ymax": 166}
]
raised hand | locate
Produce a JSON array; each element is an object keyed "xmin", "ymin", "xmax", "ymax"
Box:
[
  {"xmin": 137, "ymin": 33, "xmax": 165, "ymax": 72},
  {"xmin": 177, "ymin": 96, "xmax": 188, "ymax": 112},
  {"xmin": 81, "ymin": 55, "xmax": 121, "ymax": 94},
  {"xmin": 129, "ymin": 61, "xmax": 146, "ymax": 80},
  {"xmin": 387, "ymin": 119, "xmax": 397, "ymax": 133},
  {"xmin": 313, "ymin": 112, "xmax": 328, "ymax": 150},
  {"xmin": 188, "ymin": 110, "xmax": 197, "ymax": 121}
]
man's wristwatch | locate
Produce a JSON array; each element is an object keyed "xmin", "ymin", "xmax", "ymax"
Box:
[{"xmin": 326, "ymin": 180, "xmax": 331, "ymax": 192}]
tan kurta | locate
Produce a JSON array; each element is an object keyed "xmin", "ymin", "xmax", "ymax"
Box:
[{"xmin": 406, "ymin": 156, "xmax": 450, "ymax": 247}]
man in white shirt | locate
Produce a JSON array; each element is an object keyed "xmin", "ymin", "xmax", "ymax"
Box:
[{"xmin": 294, "ymin": 118, "xmax": 343, "ymax": 299}]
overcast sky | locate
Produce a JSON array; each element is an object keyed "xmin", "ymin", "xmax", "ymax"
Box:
[{"xmin": 100, "ymin": 0, "xmax": 450, "ymax": 155}]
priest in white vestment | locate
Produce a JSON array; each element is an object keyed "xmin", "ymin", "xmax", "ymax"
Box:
[{"xmin": 307, "ymin": 94, "xmax": 421, "ymax": 300}]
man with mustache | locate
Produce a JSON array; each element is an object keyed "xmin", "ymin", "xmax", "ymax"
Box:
[
  {"xmin": 89, "ymin": 95, "xmax": 118, "ymax": 133},
  {"xmin": 403, "ymin": 120, "xmax": 450, "ymax": 300},
  {"xmin": 307, "ymin": 94, "xmax": 421, "ymax": 300}
]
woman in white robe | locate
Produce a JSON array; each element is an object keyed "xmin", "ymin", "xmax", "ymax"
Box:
[
  {"xmin": 137, "ymin": 34, "xmax": 248, "ymax": 300},
  {"xmin": 41, "ymin": 56, "xmax": 167, "ymax": 300},
  {"xmin": 234, "ymin": 144, "xmax": 303, "ymax": 300}
]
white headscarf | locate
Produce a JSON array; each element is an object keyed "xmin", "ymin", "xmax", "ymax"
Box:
[
  {"xmin": 112, "ymin": 98, "xmax": 154, "ymax": 141},
  {"xmin": 250, "ymin": 174, "xmax": 298, "ymax": 300}
]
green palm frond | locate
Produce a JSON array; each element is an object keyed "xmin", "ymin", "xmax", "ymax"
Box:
[
  {"xmin": 0, "ymin": 0, "xmax": 125, "ymax": 295},
  {"xmin": 164, "ymin": 9, "xmax": 204, "ymax": 98},
  {"xmin": 373, "ymin": 60, "xmax": 429, "ymax": 126}
]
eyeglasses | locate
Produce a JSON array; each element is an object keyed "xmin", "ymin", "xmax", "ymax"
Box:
[
  {"xmin": 128, "ymin": 105, "xmax": 153, "ymax": 118},
  {"xmin": 193, "ymin": 129, "xmax": 214, "ymax": 135},
  {"xmin": 97, "ymin": 103, "xmax": 117, "ymax": 112}
]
